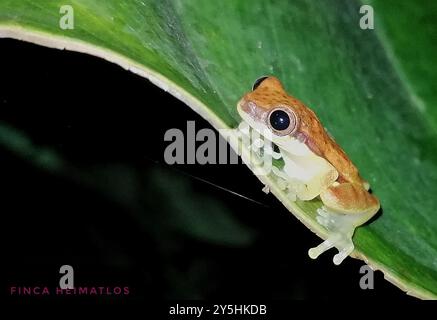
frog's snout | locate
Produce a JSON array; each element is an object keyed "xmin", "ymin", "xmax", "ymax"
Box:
[
  {"xmin": 237, "ymin": 98, "xmax": 252, "ymax": 113},
  {"xmin": 236, "ymin": 98, "xmax": 248, "ymax": 118},
  {"xmin": 238, "ymin": 99, "xmax": 267, "ymax": 122}
]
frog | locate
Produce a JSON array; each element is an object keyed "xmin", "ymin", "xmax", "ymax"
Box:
[{"xmin": 236, "ymin": 76, "xmax": 380, "ymax": 265}]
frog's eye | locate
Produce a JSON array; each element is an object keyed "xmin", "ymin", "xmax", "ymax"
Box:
[
  {"xmin": 268, "ymin": 108, "xmax": 297, "ymax": 136},
  {"xmin": 252, "ymin": 76, "xmax": 268, "ymax": 91}
]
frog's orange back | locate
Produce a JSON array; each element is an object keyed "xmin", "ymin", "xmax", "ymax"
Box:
[{"xmin": 285, "ymin": 97, "xmax": 365, "ymax": 187}]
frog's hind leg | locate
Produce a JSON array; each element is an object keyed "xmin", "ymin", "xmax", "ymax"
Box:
[
  {"xmin": 309, "ymin": 183, "xmax": 380, "ymax": 265},
  {"xmin": 320, "ymin": 182, "xmax": 380, "ymax": 219}
]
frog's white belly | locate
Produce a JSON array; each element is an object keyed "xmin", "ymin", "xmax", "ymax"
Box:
[{"xmin": 280, "ymin": 150, "xmax": 338, "ymax": 200}]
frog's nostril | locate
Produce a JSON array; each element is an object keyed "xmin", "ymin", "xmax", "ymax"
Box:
[
  {"xmin": 248, "ymin": 101, "xmax": 257, "ymax": 112},
  {"xmin": 239, "ymin": 100, "xmax": 253, "ymax": 113}
]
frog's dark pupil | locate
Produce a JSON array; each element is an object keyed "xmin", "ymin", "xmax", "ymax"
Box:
[
  {"xmin": 252, "ymin": 76, "xmax": 268, "ymax": 91},
  {"xmin": 269, "ymin": 110, "xmax": 290, "ymax": 131}
]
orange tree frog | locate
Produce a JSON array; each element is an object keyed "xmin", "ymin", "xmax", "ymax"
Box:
[{"xmin": 236, "ymin": 76, "xmax": 380, "ymax": 265}]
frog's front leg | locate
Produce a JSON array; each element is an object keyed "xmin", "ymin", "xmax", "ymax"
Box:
[{"xmin": 309, "ymin": 182, "xmax": 380, "ymax": 265}]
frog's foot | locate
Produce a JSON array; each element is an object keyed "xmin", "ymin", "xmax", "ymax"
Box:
[
  {"xmin": 308, "ymin": 206, "xmax": 359, "ymax": 265},
  {"xmin": 308, "ymin": 232, "xmax": 354, "ymax": 265},
  {"xmin": 309, "ymin": 182, "xmax": 381, "ymax": 265}
]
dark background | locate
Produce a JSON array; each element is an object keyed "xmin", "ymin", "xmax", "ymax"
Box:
[{"xmin": 1, "ymin": 38, "xmax": 411, "ymax": 304}]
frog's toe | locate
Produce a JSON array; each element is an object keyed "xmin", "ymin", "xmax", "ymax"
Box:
[
  {"xmin": 316, "ymin": 206, "xmax": 330, "ymax": 218},
  {"xmin": 316, "ymin": 215, "xmax": 331, "ymax": 228},
  {"xmin": 333, "ymin": 243, "xmax": 354, "ymax": 265},
  {"xmin": 250, "ymin": 138, "xmax": 264, "ymax": 151},
  {"xmin": 263, "ymin": 144, "xmax": 282, "ymax": 159},
  {"xmin": 308, "ymin": 234, "xmax": 340, "ymax": 259},
  {"xmin": 285, "ymin": 189, "xmax": 297, "ymax": 201},
  {"xmin": 276, "ymin": 177, "xmax": 288, "ymax": 191},
  {"xmin": 237, "ymin": 122, "xmax": 250, "ymax": 135},
  {"xmin": 308, "ymin": 233, "xmax": 354, "ymax": 265}
]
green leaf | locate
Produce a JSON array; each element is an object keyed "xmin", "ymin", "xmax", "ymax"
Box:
[{"xmin": 1, "ymin": 0, "xmax": 436, "ymax": 298}]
